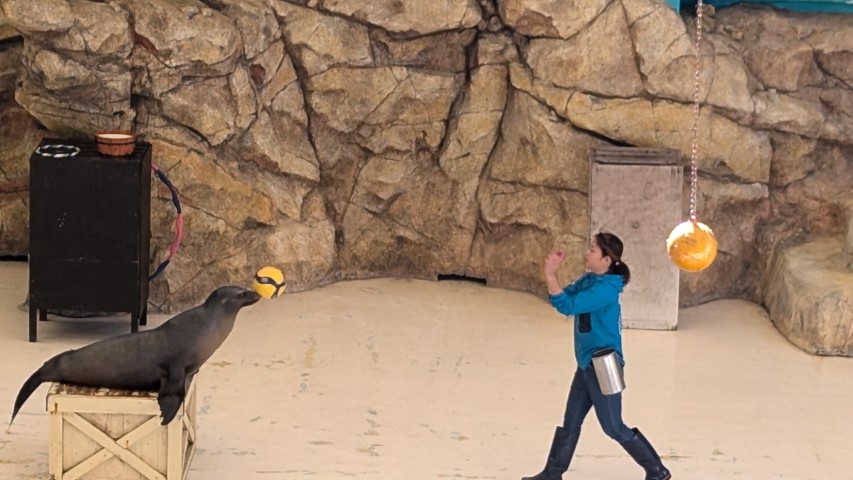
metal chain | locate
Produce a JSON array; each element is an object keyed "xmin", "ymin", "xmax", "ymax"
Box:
[{"xmin": 689, "ymin": 0, "xmax": 704, "ymax": 221}]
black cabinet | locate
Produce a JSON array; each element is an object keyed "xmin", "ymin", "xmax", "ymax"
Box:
[{"xmin": 28, "ymin": 139, "xmax": 151, "ymax": 341}]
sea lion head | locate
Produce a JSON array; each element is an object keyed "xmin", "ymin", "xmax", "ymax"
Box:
[{"xmin": 205, "ymin": 286, "xmax": 261, "ymax": 310}]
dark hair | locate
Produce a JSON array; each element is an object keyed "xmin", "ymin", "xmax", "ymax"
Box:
[{"xmin": 595, "ymin": 232, "xmax": 631, "ymax": 286}]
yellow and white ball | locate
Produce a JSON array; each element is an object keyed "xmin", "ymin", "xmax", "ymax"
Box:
[{"xmin": 253, "ymin": 266, "xmax": 287, "ymax": 299}]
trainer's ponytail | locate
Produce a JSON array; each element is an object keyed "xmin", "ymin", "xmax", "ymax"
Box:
[
  {"xmin": 595, "ymin": 232, "xmax": 631, "ymax": 286},
  {"xmin": 610, "ymin": 260, "xmax": 631, "ymax": 286}
]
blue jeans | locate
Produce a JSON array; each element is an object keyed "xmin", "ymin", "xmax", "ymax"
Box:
[{"xmin": 562, "ymin": 365, "xmax": 635, "ymax": 444}]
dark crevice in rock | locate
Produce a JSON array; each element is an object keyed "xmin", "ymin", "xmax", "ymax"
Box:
[
  {"xmin": 164, "ymin": 117, "xmax": 210, "ymax": 147},
  {"xmin": 437, "ymin": 273, "xmax": 487, "ymax": 284},
  {"xmin": 489, "ymin": 176, "xmax": 588, "ymax": 197},
  {"xmin": 516, "ymin": 88, "xmax": 622, "ymax": 149},
  {"xmin": 628, "ymin": 4, "xmax": 662, "ymax": 27},
  {"xmin": 241, "ymin": 218, "xmax": 274, "ymax": 230},
  {"xmin": 197, "ymin": 0, "xmax": 226, "ymax": 11},
  {"xmin": 477, "ymin": 0, "xmax": 503, "ymax": 33},
  {"xmin": 433, "ymin": 32, "xmax": 479, "ymax": 165},
  {"xmin": 620, "ymin": 1, "xmax": 647, "ymax": 86},
  {"xmin": 183, "ymin": 198, "xmax": 239, "ymax": 231},
  {"xmin": 279, "ymin": 0, "xmax": 474, "ymax": 40},
  {"xmin": 138, "ymin": 112, "xmax": 210, "ymax": 158},
  {"xmin": 570, "ymin": 123, "xmax": 632, "ymax": 148},
  {"xmin": 358, "ymin": 190, "xmax": 400, "ymax": 216},
  {"xmin": 713, "ymin": 105, "xmax": 756, "ymax": 131},
  {"xmin": 575, "ymin": 0, "xmax": 616, "ymax": 39},
  {"xmin": 689, "ymin": 162, "xmax": 761, "ymax": 186},
  {"xmin": 129, "ymin": 93, "xmax": 144, "ymax": 130},
  {"xmin": 0, "ymin": 36, "xmax": 23, "ymax": 51},
  {"xmin": 466, "ymin": 72, "xmax": 509, "ymax": 265},
  {"xmin": 481, "ymin": 0, "xmax": 499, "ymax": 19},
  {"xmin": 289, "ymin": 1, "xmax": 398, "ymax": 35},
  {"xmin": 317, "ymin": 152, "xmax": 357, "ymax": 247},
  {"xmin": 481, "ymin": 73, "xmax": 510, "ymax": 179},
  {"xmin": 703, "ymin": 41, "xmax": 721, "ymax": 114},
  {"xmin": 0, "ymin": 175, "xmax": 26, "ymax": 193},
  {"xmin": 509, "ymin": 32, "xmax": 529, "ymax": 62},
  {"xmin": 354, "ymin": 78, "xmax": 409, "ymax": 140},
  {"xmin": 276, "ymin": 24, "xmax": 321, "ymax": 179},
  {"xmin": 479, "ymin": 216, "xmax": 553, "ymax": 236},
  {"xmin": 248, "ymin": 63, "xmax": 266, "ymax": 86},
  {"xmin": 370, "ymin": 27, "xmax": 477, "ymax": 73},
  {"xmin": 370, "ymin": 34, "xmax": 391, "ymax": 68},
  {"xmin": 389, "ymin": 216, "xmax": 440, "ymax": 246},
  {"xmin": 814, "ymin": 59, "xmax": 853, "ymax": 91},
  {"xmin": 347, "ymin": 146, "xmax": 375, "ymax": 208},
  {"xmin": 132, "ymin": 32, "xmax": 158, "ymax": 55},
  {"xmin": 273, "ymin": 18, "xmax": 322, "ymax": 150}
]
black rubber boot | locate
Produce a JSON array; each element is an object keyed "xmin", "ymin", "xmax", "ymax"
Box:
[
  {"xmin": 620, "ymin": 428, "xmax": 672, "ymax": 480},
  {"xmin": 521, "ymin": 426, "xmax": 579, "ymax": 480}
]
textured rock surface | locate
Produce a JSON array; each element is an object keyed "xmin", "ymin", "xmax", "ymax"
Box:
[
  {"xmin": 0, "ymin": 21, "xmax": 40, "ymax": 258},
  {"xmin": 313, "ymin": 0, "xmax": 482, "ymax": 34},
  {"xmin": 846, "ymin": 207, "xmax": 853, "ymax": 270},
  {"xmin": 0, "ymin": 0, "xmax": 850, "ymax": 321},
  {"xmin": 0, "ymin": 34, "xmax": 20, "ymax": 94},
  {"xmin": 0, "ymin": 99, "xmax": 41, "ymax": 257},
  {"xmin": 763, "ymin": 237, "xmax": 853, "ymax": 356}
]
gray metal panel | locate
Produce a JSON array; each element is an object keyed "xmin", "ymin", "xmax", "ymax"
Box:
[{"xmin": 590, "ymin": 147, "xmax": 683, "ymax": 330}]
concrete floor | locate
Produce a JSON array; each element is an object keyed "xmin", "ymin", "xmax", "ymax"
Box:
[{"xmin": 0, "ymin": 261, "xmax": 851, "ymax": 480}]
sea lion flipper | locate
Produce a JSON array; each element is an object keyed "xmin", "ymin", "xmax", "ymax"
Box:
[
  {"xmin": 157, "ymin": 367, "xmax": 186, "ymax": 426},
  {"xmin": 10, "ymin": 367, "xmax": 47, "ymax": 428}
]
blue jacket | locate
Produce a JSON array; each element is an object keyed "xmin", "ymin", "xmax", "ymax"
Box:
[{"xmin": 548, "ymin": 272, "xmax": 625, "ymax": 369}]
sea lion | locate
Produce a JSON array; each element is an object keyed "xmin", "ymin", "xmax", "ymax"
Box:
[{"xmin": 10, "ymin": 285, "xmax": 260, "ymax": 426}]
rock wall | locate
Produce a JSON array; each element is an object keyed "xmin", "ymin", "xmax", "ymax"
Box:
[
  {"xmin": 0, "ymin": 0, "xmax": 850, "ymax": 312},
  {"xmin": 763, "ymin": 236, "xmax": 853, "ymax": 356},
  {"xmin": 0, "ymin": 20, "xmax": 41, "ymax": 257}
]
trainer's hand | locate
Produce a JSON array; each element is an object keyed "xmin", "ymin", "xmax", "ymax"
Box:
[{"xmin": 543, "ymin": 250, "xmax": 566, "ymax": 277}]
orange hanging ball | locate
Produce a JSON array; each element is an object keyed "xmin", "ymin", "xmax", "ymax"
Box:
[{"xmin": 666, "ymin": 218, "xmax": 718, "ymax": 272}]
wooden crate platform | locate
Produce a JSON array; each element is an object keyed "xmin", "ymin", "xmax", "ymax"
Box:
[{"xmin": 46, "ymin": 377, "xmax": 197, "ymax": 480}]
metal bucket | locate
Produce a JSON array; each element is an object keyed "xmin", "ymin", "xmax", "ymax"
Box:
[{"xmin": 592, "ymin": 348, "xmax": 625, "ymax": 395}]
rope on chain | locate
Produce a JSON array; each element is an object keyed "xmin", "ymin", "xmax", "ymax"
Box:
[
  {"xmin": 689, "ymin": 0, "xmax": 704, "ymax": 222},
  {"xmin": 149, "ymin": 162, "xmax": 183, "ymax": 281}
]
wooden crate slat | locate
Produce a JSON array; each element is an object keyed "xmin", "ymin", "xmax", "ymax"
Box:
[
  {"xmin": 46, "ymin": 378, "xmax": 196, "ymax": 480},
  {"xmin": 64, "ymin": 413, "xmax": 167, "ymax": 480},
  {"xmin": 62, "ymin": 416, "xmax": 162, "ymax": 480}
]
